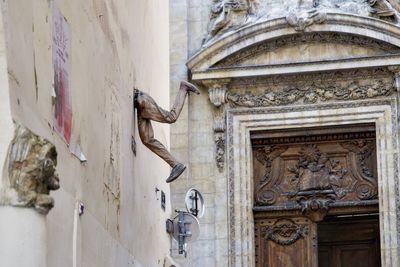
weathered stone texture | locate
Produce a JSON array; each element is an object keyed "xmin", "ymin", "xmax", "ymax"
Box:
[{"xmin": 1, "ymin": 124, "xmax": 59, "ymax": 214}]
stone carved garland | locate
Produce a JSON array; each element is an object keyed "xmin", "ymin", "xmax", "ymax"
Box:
[
  {"xmin": 227, "ymin": 79, "xmax": 394, "ymax": 108},
  {"xmin": 215, "ymin": 132, "xmax": 226, "ymax": 170},
  {"xmin": 261, "ymin": 218, "xmax": 309, "ymax": 245},
  {"xmin": 205, "ymin": 0, "xmax": 400, "ymax": 43}
]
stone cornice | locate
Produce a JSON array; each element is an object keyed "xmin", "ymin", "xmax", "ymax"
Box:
[{"xmin": 191, "ymin": 54, "xmax": 400, "ymax": 81}]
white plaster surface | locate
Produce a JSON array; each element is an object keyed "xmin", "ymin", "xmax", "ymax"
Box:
[
  {"xmin": 0, "ymin": 9, "xmax": 12, "ymax": 182},
  {"xmin": 0, "ymin": 206, "xmax": 47, "ymax": 267}
]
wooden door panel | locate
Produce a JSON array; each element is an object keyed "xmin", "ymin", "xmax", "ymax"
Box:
[
  {"xmin": 318, "ymin": 217, "xmax": 380, "ymax": 267},
  {"xmin": 255, "ymin": 217, "xmax": 317, "ymax": 267}
]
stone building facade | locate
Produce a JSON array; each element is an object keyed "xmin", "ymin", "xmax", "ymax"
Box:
[{"xmin": 170, "ymin": 0, "xmax": 400, "ymax": 266}]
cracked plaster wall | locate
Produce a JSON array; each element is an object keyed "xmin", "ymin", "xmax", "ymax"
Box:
[{"xmin": 1, "ymin": 0, "xmax": 172, "ymax": 266}]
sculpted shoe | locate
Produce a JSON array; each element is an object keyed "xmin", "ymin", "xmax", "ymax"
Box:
[
  {"xmin": 180, "ymin": 81, "xmax": 200, "ymax": 95},
  {"xmin": 166, "ymin": 163, "xmax": 186, "ymax": 183}
]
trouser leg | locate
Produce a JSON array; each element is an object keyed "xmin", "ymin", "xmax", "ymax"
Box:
[
  {"xmin": 137, "ymin": 116, "xmax": 179, "ymax": 167},
  {"xmin": 167, "ymin": 87, "xmax": 188, "ymax": 123},
  {"xmin": 138, "ymin": 88, "xmax": 188, "ymax": 123}
]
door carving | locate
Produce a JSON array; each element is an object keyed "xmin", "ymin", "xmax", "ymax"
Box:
[
  {"xmin": 252, "ymin": 124, "xmax": 379, "ymax": 267},
  {"xmin": 255, "ymin": 217, "xmax": 317, "ymax": 267}
]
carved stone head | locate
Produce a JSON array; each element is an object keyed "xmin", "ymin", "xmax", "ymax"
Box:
[{"xmin": 1, "ymin": 124, "xmax": 59, "ymax": 214}]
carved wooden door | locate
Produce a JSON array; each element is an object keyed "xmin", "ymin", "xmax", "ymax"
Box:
[{"xmin": 252, "ymin": 124, "xmax": 379, "ymax": 267}]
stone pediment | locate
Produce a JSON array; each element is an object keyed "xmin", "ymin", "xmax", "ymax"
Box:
[
  {"xmin": 187, "ymin": 14, "xmax": 400, "ymax": 80},
  {"xmin": 213, "ymin": 32, "xmax": 400, "ymax": 68}
]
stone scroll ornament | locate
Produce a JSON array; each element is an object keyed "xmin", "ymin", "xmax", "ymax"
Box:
[
  {"xmin": 133, "ymin": 81, "xmax": 200, "ymax": 183},
  {"xmin": 0, "ymin": 124, "xmax": 60, "ymax": 214}
]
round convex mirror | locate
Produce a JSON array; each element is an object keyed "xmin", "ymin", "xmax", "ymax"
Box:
[
  {"xmin": 185, "ymin": 188, "xmax": 205, "ymax": 218},
  {"xmin": 172, "ymin": 212, "xmax": 200, "ymax": 243}
]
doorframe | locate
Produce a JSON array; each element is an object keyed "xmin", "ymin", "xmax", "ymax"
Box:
[{"xmin": 226, "ymin": 98, "xmax": 400, "ymax": 267}]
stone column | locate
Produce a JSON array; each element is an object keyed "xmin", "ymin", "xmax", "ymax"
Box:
[{"xmin": 0, "ymin": 124, "xmax": 59, "ymax": 267}]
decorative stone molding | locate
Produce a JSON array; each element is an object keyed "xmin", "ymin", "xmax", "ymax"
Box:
[
  {"xmin": 0, "ymin": 124, "xmax": 59, "ymax": 214},
  {"xmin": 227, "ymin": 79, "xmax": 395, "ymax": 107},
  {"xmin": 213, "ymin": 109, "xmax": 226, "ymax": 171},
  {"xmin": 215, "ymin": 32, "xmax": 400, "ymax": 68},
  {"xmin": 204, "ymin": 80, "xmax": 230, "ymax": 171},
  {"xmin": 208, "ymin": 82, "xmax": 228, "ymax": 107}
]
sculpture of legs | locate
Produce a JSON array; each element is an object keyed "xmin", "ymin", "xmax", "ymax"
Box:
[
  {"xmin": 137, "ymin": 116, "xmax": 179, "ymax": 168},
  {"xmin": 135, "ymin": 81, "xmax": 200, "ymax": 182}
]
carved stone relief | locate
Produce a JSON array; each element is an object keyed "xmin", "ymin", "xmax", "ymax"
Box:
[
  {"xmin": 205, "ymin": 0, "xmax": 400, "ymax": 44},
  {"xmin": 227, "ymin": 79, "xmax": 395, "ymax": 108},
  {"xmin": 286, "ymin": 9, "xmax": 327, "ymax": 31},
  {"xmin": 252, "ymin": 128, "xmax": 378, "ymax": 221},
  {"xmin": 0, "ymin": 124, "xmax": 59, "ymax": 214}
]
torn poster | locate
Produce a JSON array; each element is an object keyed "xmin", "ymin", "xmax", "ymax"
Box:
[{"xmin": 52, "ymin": 5, "xmax": 72, "ymax": 144}]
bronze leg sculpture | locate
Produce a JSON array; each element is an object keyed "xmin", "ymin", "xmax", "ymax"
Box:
[{"xmin": 134, "ymin": 81, "xmax": 200, "ymax": 183}]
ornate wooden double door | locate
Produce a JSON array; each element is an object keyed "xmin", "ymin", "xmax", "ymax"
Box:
[{"xmin": 252, "ymin": 124, "xmax": 381, "ymax": 267}]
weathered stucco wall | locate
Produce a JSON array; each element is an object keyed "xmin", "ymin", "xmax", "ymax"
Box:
[
  {"xmin": 2, "ymin": 1, "xmax": 172, "ymax": 266},
  {"xmin": 0, "ymin": 10, "xmax": 12, "ymax": 179}
]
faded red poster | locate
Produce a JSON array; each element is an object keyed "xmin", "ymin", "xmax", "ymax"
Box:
[{"xmin": 52, "ymin": 5, "xmax": 71, "ymax": 144}]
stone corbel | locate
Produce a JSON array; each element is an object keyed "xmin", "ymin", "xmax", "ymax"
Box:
[{"xmin": 203, "ymin": 79, "xmax": 230, "ymax": 172}]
